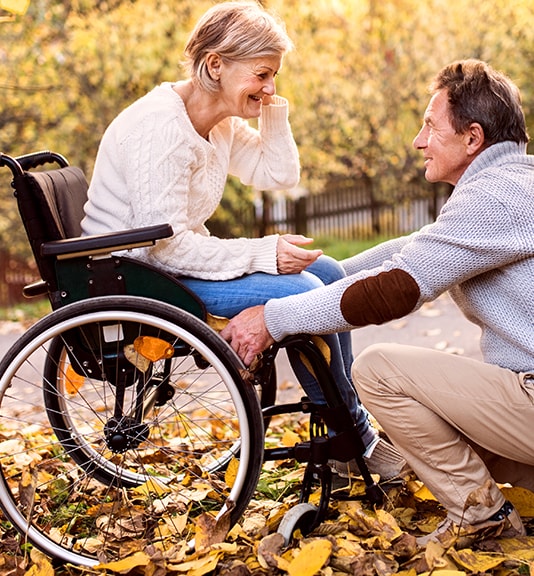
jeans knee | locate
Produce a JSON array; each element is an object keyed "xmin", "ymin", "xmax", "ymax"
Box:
[{"xmin": 306, "ymin": 255, "xmax": 346, "ymax": 285}]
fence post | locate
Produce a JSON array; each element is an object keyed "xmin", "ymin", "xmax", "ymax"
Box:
[{"xmin": 295, "ymin": 196, "xmax": 307, "ymax": 236}]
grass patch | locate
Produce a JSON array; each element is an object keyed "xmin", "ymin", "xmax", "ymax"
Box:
[
  {"xmin": 0, "ymin": 298, "xmax": 51, "ymax": 324},
  {"xmin": 311, "ymin": 235, "xmax": 394, "ymax": 261}
]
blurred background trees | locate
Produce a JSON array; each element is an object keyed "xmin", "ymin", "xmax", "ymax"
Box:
[{"xmin": 1, "ymin": 0, "xmax": 534, "ymax": 267}]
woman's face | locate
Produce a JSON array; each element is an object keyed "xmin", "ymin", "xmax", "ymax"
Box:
[{"xmin": 217, "ymin": 55, "xmax": 282, "ymax": 119}]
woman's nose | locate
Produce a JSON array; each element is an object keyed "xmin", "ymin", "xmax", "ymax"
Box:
[{"xmin": 263, "ymin": 78, "xmax": 276, "ymax": 96}]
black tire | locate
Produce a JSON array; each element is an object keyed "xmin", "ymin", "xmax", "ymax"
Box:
[{"xmin": 0, "ymin": 296, "xmax": 264, "ymax": 567}]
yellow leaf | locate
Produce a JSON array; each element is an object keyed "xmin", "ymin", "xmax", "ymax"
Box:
[
  {"xmin": 414, "ymin": 484, "xmax": 437, "ymax": 501},
  {"xmin": 160, "ymin": 511, "xmax": 189, "ymax": 536},
  {"xmin": 502, "ymin": 485, "xmax": 534, "ymax": 516},
  {"xmin": 282, "ymin": 430, "xmax": 301, "ymax": 447},
  {"xmin": 375, "ymin": 508, "xmax": 403, "ymax": 539},
  {"xmin": 124, "ymin": 344, "xmax": 151, "ymax": 372},
  {"xmin": 448, "ymin": 548, "xmax": 505, "ymax": 572},
  {"xmin": 0, "ymin": 0, "xmax": 30, "ymax": 16},
  {"xmin": 287, "ymin": 539, "xmax": 332, "ymax": 576},
  {"xmin": 26, "ymin": 549, "xmax": 54, "ymax": 576},
  {"xmin": 133, "ymin": 477, "xmax": 171, "ymax": 496},
  {"xmin": 224, "ymin": 457, "xmax": 239, "ymax": 488},
  {"xmin": 96, "ymin": 550, "xmax": 150, "ymax": 572},
  {"xmin": 206, "ymin": 314, "xmax": 230, "ymax": 332},
  {"xmin": 169, "ymin": 550, "xmax": 221, "ymax": 575}
]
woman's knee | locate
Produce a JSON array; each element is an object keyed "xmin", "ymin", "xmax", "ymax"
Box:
[{"xmin": 306, "ymin": 254, "xmax": 346, "ymax": 285}]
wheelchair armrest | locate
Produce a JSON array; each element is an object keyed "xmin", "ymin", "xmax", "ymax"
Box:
[
  {"xmin": 23, "ymin": 279, "xmax": 48, "ymax": 298},
  {"xmin": 41, "ymin": 223, "xmax": 173, "ymax": 259}
]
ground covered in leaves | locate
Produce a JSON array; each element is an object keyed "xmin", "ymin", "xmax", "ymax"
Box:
[{"xmin": 0, "ymin": 412, "xmax": 533, "ymax": 576}]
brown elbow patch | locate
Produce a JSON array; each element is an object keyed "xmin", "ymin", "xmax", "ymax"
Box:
[{"xmin": 340, "ymin": 269, "xmax": 420, "ymax": 326}]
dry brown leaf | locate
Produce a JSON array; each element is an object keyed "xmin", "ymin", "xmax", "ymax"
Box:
[
  {"xmin": 463, "ymin": 478, "xmax": 495, "ymax": 511},
  {"xmin": 418, "ymin": 571, "xmax": 466, "ymax": 576},
  {"xmin": 195, "ymin": 503, "xmax": 234, "ymax": 551},
  {"xmin": 257, "ymin": 532, "xmax": 285, "ymax": 569}
]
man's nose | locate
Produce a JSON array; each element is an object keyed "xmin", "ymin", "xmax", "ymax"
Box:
[{"xmin": 413, "ymin": 126, "xmax": 427, "ymax": 149}]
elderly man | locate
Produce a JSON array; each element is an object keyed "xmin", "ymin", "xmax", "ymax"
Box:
[{"xmin": 221, "ymin": 59, "xmax": 533, "ymax": 544}]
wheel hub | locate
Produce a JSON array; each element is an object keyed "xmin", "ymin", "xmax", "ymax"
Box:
[{"xmin": 104, "ymin": 416, "xmax": 149, "ymax": 453}]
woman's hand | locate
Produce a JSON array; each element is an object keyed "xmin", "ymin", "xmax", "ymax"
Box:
[{"xmin": 276, "ymin": 234, "xmax": 322, "ymax": 274}]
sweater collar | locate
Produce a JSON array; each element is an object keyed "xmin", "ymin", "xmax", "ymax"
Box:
[{"xmin": 456, "ymin": 141, "xmax": 528, "ymax": 187}]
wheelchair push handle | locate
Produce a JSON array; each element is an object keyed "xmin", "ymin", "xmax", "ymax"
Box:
[{"xmin": 0, "ymin": 150, "xmax": 69, "ymax": 178}]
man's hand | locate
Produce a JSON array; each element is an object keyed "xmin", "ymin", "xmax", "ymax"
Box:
[
  {"xmin": 277, "ymin": 234, "xmax": 322, "ymax": 274},
  {"xmin": 220, "ymin": 305, "xmax": 274, "ymax": 366}
]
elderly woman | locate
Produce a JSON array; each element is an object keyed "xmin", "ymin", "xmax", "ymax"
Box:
[{"xmin": 81, "ymin": 0, "xmax": 405, "ymax": 480}]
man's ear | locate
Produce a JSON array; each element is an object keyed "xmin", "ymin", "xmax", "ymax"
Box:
[
  {"xmin": 465, "ymin": 122, "xmax": 486, "ymax": 155},
  {"xmin": 206, "ymin": 53, "xmax": 222, "ymax": 81}
]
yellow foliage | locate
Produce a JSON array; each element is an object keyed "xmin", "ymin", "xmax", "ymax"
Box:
[
  {"xmin": 96, "ymin": 550, "xmax": 151, "ymax": 573},
  {"xmin": 287, "ymin": 539, "xmax": 333, "ymax": 576},
  {"xmin": 502, "ymin": 485, "xmax": 534, "ymax": 516}
]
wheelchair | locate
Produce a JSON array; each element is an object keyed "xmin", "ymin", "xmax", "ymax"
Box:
[{"xmin": 0, "ymin": 151, "xmax": 382, "ymax": 568}]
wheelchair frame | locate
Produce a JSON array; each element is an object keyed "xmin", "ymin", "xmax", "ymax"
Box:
[{"xmin": 0, "ymin": 151, "xmax": 381, "ymax": 567}]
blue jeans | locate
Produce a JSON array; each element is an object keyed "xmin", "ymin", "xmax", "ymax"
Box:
[{"xmin": 180, "ymin": 255, "xmax": 375, "ymax": 447}]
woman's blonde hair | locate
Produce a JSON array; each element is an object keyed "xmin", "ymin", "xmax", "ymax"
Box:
[{"xmin": 184, "ymin": 1, "xmax": 293, "ymax": 93}]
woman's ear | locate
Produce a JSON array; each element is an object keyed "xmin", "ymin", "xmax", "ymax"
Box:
[
  {"xmin": 465, "ymin": 122, "xmax": 486, "ymax": 155},
  {"xmin": 206, "ymin": 53, "xmax": 222, "ymax": 81}
]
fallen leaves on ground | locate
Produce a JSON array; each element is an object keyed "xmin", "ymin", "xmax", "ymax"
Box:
[{"xmin": 0, "ymin": 412, "xmax": 533, "ymax": 576}]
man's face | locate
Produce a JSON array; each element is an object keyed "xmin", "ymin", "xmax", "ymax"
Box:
[{"xmin": 412, "ymin": 89, "xmax": 473, "ymax": 185}]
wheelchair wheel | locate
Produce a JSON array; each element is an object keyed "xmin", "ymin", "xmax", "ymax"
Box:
[{"xmin": 0, "ymin": 296, "xmax": 264, "ymax": 567}]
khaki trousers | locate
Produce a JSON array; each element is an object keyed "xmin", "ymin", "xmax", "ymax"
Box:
[{"xmin": 352, "ymin": 343, "xmax": 534, "ymax": 524}]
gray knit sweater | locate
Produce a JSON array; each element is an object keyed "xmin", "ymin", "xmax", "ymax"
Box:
[{"xmin": 264, "ymin": 141, "xmax": 534, "ymax": 373}]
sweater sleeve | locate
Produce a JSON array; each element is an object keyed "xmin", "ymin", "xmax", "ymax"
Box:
[
  {"xmin": 122, "ymin": 113, "xmax": 280, "ymax": 280},
  {"xmin": 223, "ymin": 95, "xmax": 300, "ymax": 190},
  {"xmin": 264, "ymin": 178, "xmax": 527, "ymax": 341}
]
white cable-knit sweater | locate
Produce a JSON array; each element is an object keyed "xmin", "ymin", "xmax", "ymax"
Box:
[
  {"xmin": 81, "ymin": 84, "xmax": 299, "ymax": 280},
  {"xmin": 265, "ymin": 142, "xmax": 534, "ymax": 373}
]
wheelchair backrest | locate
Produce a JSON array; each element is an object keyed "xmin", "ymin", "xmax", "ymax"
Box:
[{"xmin": 12, "ymin": 162, "xmax": 89, "ymax": 287}]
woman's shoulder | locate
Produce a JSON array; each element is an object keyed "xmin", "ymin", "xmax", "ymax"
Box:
[{"xmin": 105, "ymin": 84, "xmax": 199, "ymax": 142}]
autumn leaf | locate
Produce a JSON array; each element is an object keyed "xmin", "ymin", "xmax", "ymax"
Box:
[
  {"xmin": 286, "ymin": 539, "xmax": 332, "ymax": 576},
  {"xmin": 502, "ymin": 485, "xmax": 534, "ymax": 516},
  {"xmin": 225, "ymin": 457, "xmax": 239, "ymax": 488},
  {"xmin": 195, "ymin": 502, "xmax": 234, "ymax": 550},
  {"xmin": 448, "ymin": 548, "xmax": 505, "ymax": 572},
  {"xmin": 25, "ymin": 549, "xmax": 54, "ymax": 576},
  {"xmin": 464, "ymin": 479, "xmax": 496, "ymax": 511},
  {"xmin": 96, "ymin": 550, "xmax": 151, "ymax": 573}
]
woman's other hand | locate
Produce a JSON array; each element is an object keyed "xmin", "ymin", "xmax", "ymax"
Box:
[{"xmin": 276, "ymin": 234, "xmax": 322, "ymax": 274}]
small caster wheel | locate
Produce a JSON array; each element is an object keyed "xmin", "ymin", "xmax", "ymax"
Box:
[{"xmin": 277, "ymin": 503, "xmax": 318, "ymax": 545}]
